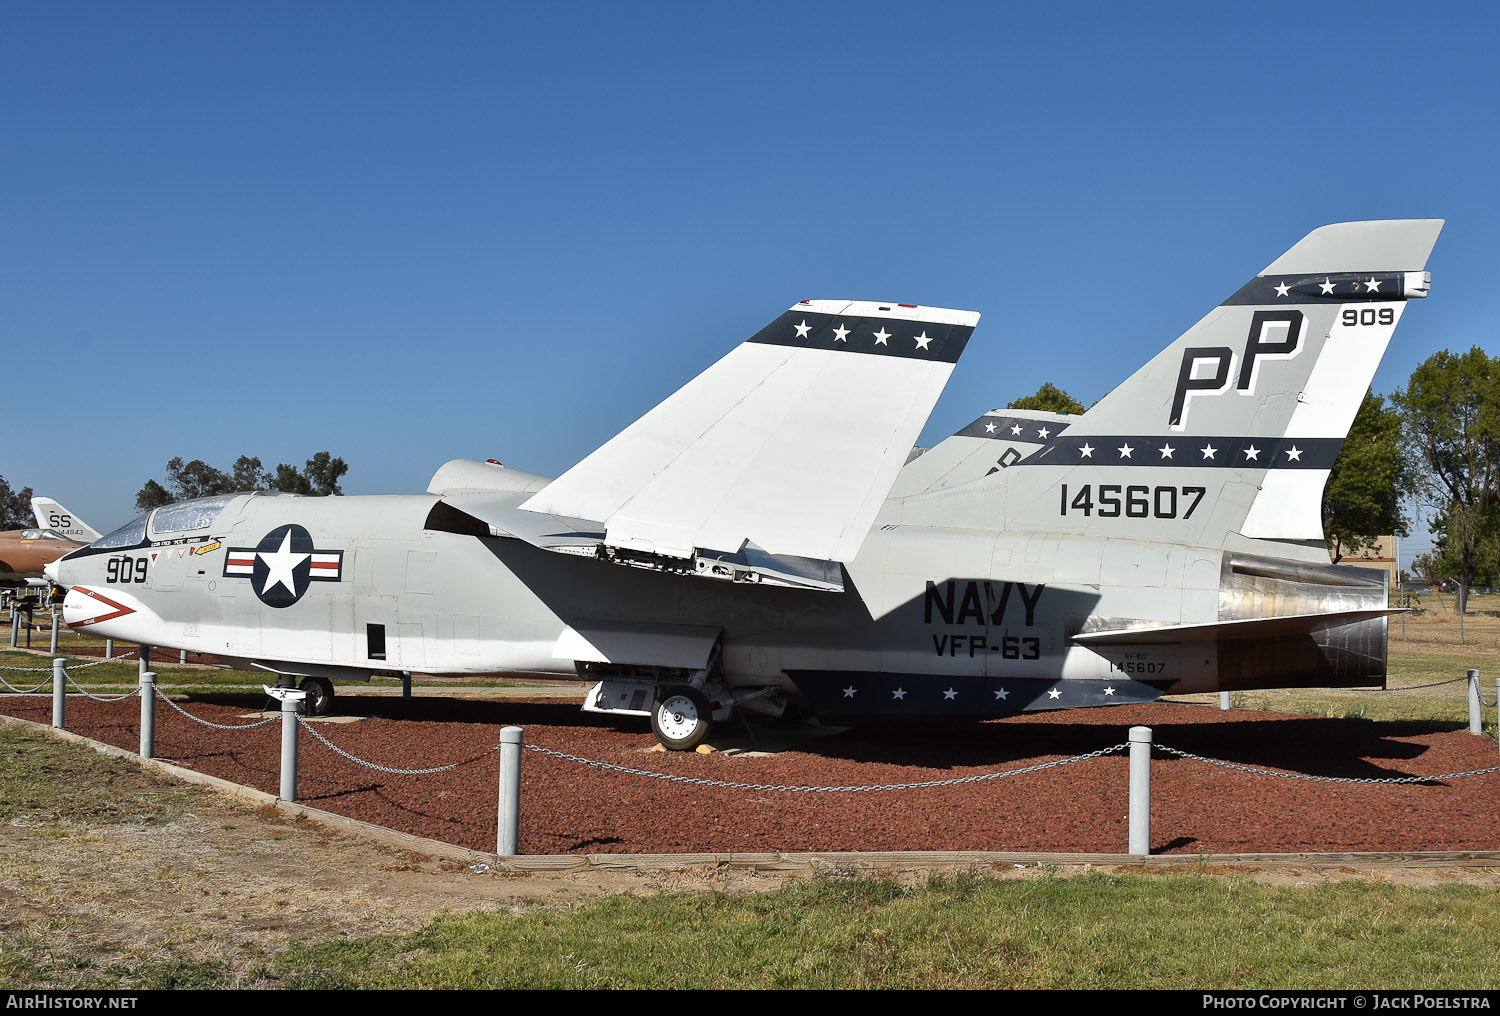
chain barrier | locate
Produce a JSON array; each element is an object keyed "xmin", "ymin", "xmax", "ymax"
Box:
[
  {"xmin": 64, "ymin": 673, "xmax": 139, "ymax": 703},
  {"xmin": 1382, "ymin": 676, "xmax": 1469, "ymax": 692},
  {"xmin": 296, "ymin": 715, "xmax": 501, "ymax": 774},
  {"xmin": 0, "ymin": 650, "xmax": 138, "ymax": 673},
  {"xmin": 154, "ymin": 686, "xmax": 280, "ymax": 730},
  {"xmin": 1157, "ymin": 743, "xmax": 1500, "ymax": 784},
  {"xmin": 0, "ymin": 671, "xmax": 53, "ymax": 694},
  {"xmin": 524, "ymin": 742, "xmax": 1130, "ymax": 792}
]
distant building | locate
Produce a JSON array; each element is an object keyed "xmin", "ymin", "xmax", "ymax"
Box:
[{"xmin": 1338, "ymin": 535, "xmax": 1398, "ymax": 586}]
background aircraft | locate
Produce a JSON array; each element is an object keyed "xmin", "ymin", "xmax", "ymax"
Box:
[
  {"xmin": 51, "ymin": 220, "xmax": 1440, "ymax": 748},
  {"xmin": 31, "ymin": 498, "xmax": 101, "ymax": 544}
]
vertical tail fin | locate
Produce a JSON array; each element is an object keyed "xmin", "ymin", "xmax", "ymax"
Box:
[
  {"xmin": 943, "ymin": 221, "xmax": 1442, "ymax": 548},
  {"xmin": 31, "ymin": 498, "xmax": 100, "ymax": 543}
]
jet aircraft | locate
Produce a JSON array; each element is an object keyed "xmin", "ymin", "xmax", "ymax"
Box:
[
  {"xmin": 50, "ymin": 220, "xmax": 1441, "ymax": 748},
  {"xmin": 1, "ymin": 499, "xmax": 98, "ymax": 587}
]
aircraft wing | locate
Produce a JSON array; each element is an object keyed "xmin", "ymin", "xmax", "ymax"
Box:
[
  {"xmin": 1071, "ymin": 609, "xmax": 1404, "ymax": 645},
  {"xmin": 518, "ymin": 300, "xmax": 979, "ymax": 564},
  {"xmin": 437, "ymin": 490, "xmax": 847, "ymax": 591}
]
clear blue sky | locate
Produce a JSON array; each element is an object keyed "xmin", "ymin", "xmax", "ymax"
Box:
[{"xmin": 4, "ymin": 1, "xmax": 1495, "ymax": 569}]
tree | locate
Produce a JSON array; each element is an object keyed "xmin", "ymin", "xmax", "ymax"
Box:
[
  {"xmin": 1007, "ymin": 382, "xmax": 1085, "ymax": 415},
  {"xmin": 300, "ymin": 452, "xmax": 348, "ymax": 496},
  {"xmin": 1392, "ymin": 346, "xmax": 1500, "ymax": 613},
  {"xmin": 135, "ymin": 452, "xmax": 349, "ymax": 512},
  {"xmin": 1409, "ymin": 551, "xmax": 1448, "ymax": 587},
  {"xmin": 0, "ymin": 475, "xmax": 34, "ymax": 529},
  {"xmin": 1322, "ymin": 391, "xmax": 1412, "ymax": 562}
]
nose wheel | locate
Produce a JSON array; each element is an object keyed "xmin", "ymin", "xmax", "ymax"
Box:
[
  {"xmin": 651, "ymin": 686, "xmax": 712, "ymax": 751},
  {"xmin": 299, "ymin": 676, "xmax": 335, "ymax": 716}
]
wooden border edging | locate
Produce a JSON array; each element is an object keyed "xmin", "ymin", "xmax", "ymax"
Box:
[{"xmin": 6, "ymin": 712, "xmax": 1500, "ymax": 875}]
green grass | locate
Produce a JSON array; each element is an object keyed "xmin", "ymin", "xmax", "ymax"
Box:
[
  {"xmin": 1206, "ymin": 644, "xmax": 1500, "ymax": 737},
  {"xmin": 0, "ymin": 722, "xmax": 195, "ymax": 825},
  {"xmin": 269, "ymin": 873, "xmax": 1500, "ymax": 989}
]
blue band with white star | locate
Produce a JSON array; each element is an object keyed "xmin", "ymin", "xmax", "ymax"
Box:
[
  {"xmin": 1221, "ymin": 272, "xmax": 1410, "ymax": 305},
  {"xmin": 748, "ymin": 311, "xmax": 973, "ymax": 363}
]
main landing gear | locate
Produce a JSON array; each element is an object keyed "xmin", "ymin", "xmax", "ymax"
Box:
[
  {"xmin": 298, "ymin": 676, "xmax": 335, "ymax": 716},
  {"xmin": 650, "ymin": 685, "xmax": 713, "ymax": 751}
]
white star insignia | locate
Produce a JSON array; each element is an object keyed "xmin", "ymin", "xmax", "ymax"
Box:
[
  {"xmin": 994, "ymin": 688, "xmax": 1009, "ymax": 700},
  {"xmin": 1079, "ymin": 443, "xmax": 1094, "ymax": 458},
  {"xmin": 1365, "ymin": 276, "xmax": 1382, "ymax": 293},
  {"xmin": 258, "ymin": 530, "xmax": 310, "ymax": 598},
  {"xmin": 1201, "ymin": 444, "xmax": 1217, "ymax": 460},
  {"xmin": 985, "ymin": 421, "xmax": 997, "ymax": 434},
  {"xmin": 1286, "ymin": 446, "xmax": 1303, "ymax": 461},
  {"xmin": 1274, "ymin": 281, "xmax": 1290, "ymax": 298},
  {"xmin": 914, "ymin": 330, "xmax": 933, "ymax": 350},
  {"xmin": 1047, "ymin": 687, "xmax": 1062, "ymax": 700},
  {"xmin": 892, "ymin": 687, "xmax": 906, "ymax": 700},
  {"xmin": 794, "ymin": 319, "xmax": 812, "ymax": 338},
  {"xmin": 1103, "ymin": 686, "xmax": 1116, "ymax": 696},
  {"xmin": 873, "ymin": 328, "xmax": 891, "ymax": 346},
  {"xmin": 1244, "ymin": 445, "xmax": 1261, "ymax": 461},
  {"xmin": 1037, "ymin": 427, "xmax": 1050, "ymax": 439},
  {"xmin": 1319, "ymin": 278, "xmax": 1335, "ymax": 295},
  {"xmin": 842, "ymin": 685, "xmax": 857, "ymax": 698},
  {"xmin": 1159, "ymin": 444, "xmax": 1175, "ymax": 459},
  {"xmin": 1118, "ymin": 443, "xmax": 1134, "ymax": 459},
  {"xmin": 832, "ymin": 324, "xmax": 850, "ymax": 342},
  {"xmin": 943, "ymin": 688, "xmax": 957, "ymax": 701},
  {"xmin": 1011, "ymin": 424, "xmax": 1023, "ymax": 436}
]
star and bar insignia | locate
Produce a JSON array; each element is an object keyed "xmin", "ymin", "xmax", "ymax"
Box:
[{"xmin": 224, "ymin": 524, "xmax": 344, "ymax": 608}]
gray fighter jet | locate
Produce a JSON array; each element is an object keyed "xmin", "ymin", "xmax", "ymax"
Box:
[{"xmin": 50, "ymin": 220, "xmax": 1441, "ymax": 748}]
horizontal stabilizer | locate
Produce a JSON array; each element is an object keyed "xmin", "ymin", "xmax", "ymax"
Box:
[
  {"xmin": 520, "ymin": 300, "xmax": 979, "ymax": 563},
  {"xmin": 1072, "ymin": 609, "xmax": 1403, "ymax": 646}
]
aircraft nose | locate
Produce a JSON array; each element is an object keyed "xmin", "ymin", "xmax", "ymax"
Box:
[
  {"xmin": 61, "ymin": 585, "xmax": 148, "ymax": 636},
  {"xmin": 43, "ymin": 560, "xmax": 60, "ymax": 585}
]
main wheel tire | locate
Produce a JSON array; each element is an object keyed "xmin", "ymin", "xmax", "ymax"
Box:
[
  {"xmin": 651, "ymin": 685, "xmax": 712, "ymax": 751},
  {"xmin": 299, "ymin": 676, "xmax": 334, "ymax": 717}
]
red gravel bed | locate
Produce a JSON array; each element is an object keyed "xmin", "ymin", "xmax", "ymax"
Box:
[{"xmin": 3, "ymin": 691, "xmax": 1498, "ymax": 856}]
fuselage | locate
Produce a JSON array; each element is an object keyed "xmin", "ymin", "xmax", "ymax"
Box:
[
  {"xmin": 53, "ymin": 485, "xmax": 1387, "ymax": 717},
  {"xmin": 0, "ymin": 528, "xmax": 79, "ymax": 584}
]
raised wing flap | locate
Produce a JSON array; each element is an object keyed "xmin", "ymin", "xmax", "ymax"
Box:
[
  {"xmin": 434, "ymin": 492, "xmax": 846, "ymax": 590},
  {"xmin": 520, "ymin": 300, "xmax": 979, "ymax": 562}
]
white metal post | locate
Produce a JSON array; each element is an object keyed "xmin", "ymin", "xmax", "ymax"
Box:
[
  {"xmin": 48, "ymin": 608, "xmax": 58, "ymax": 655},
  {"xmin": 139, "ymin": 645, "xmax": 151, "ymax": 680},
  {"xmin": 139, "ymin": 671, "xmax": 156, "ymax": 758},
  {"xmin": 51, "ymin": 658, "xmax": 66, "ymax": 729},
  {"xmin": 279, "ymin": 691, "xmax": 306, "ymax": 802},
  {"xmin": 1219, "ymin": 691, "xmax": 1230, "ymax": 711},
  {"xmin": 105, "ymin": 638, "xmax": 114, "ymax": 659},
  {"xmin": 1128, "ymin": 725, "xmax": 1152, "ymax": 856},
  {"xmin": 497, "ymin": 726, "xmax": 523, "ymax": 856},
  {"xmin": 1469, "ymin": 669, "xmax": 1482, "ymax": 735}
]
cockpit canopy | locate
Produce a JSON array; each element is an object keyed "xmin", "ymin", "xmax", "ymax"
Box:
[{"xmin": 91, "ymin": 493, "xmax": 246, "ymax": 549}]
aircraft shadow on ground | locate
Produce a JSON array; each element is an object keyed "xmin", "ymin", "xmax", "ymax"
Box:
[
  {"xmin": 173, "ymin": 693, "xmax": 1459, "ymax": 784},
  {"xmin": 749, "ymin": 711, "xmax": 1449, "ymax": 783}
]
